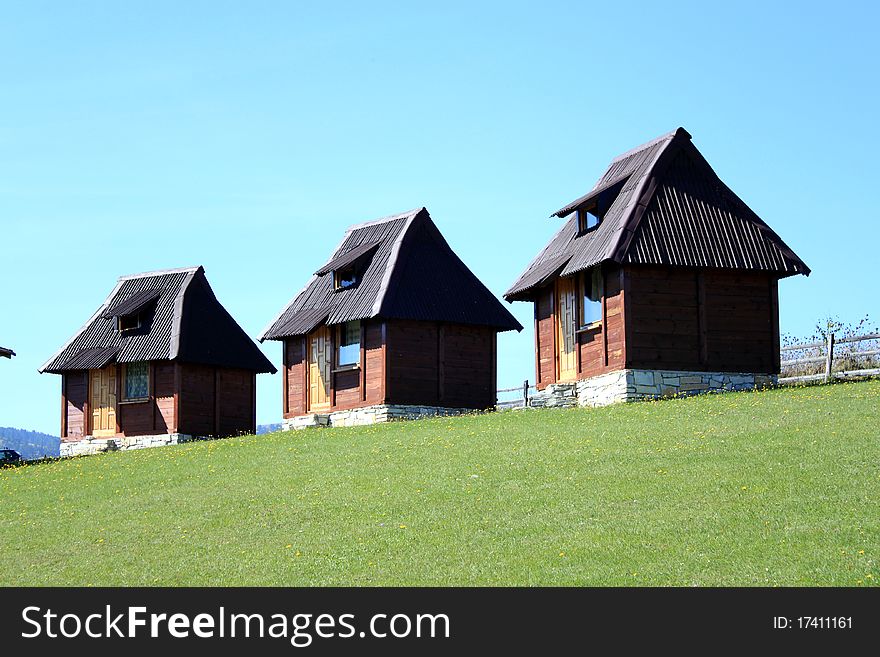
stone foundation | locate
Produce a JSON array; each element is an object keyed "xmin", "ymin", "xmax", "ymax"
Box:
[
  {"xmin": 60, "ymin": 433, "xmax": 195, "ymax": 457},
  {"xmin": 282, "ymin": 404, "xmax": 476, "ymax": 431},
  {"xmin": 530, "ymin": 369, "xmax": 777, "ymax": 408}
]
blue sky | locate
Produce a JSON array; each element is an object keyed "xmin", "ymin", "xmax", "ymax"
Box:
[{"xmin": 1, "ymin": 1, "xmax": 878, "ymax": 434}]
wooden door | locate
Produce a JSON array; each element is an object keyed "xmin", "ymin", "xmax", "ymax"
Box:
[
  {"xmin": 556, "ymin": 277, "xmax": 577, "ymax": 382},
  {"xmin": 89, "ymin": 366, "xmax": 117, "ymax": 436},
  {"xmin": 308, "ymin": 325, "xmax": 332, "ymax": 411}
]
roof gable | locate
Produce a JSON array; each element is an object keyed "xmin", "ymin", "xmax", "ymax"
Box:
[
  {"xmin": 41, "ymin": 267, "xmax": 275, "ymax": 374},
  {"xmin": 505, "ymin": 128, "xmax": 809, "ymax": 301},
  {"xmin": 260, "ymin": 208, "xmax": 522, "ymax": 340}
]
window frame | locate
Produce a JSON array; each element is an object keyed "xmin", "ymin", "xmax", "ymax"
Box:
[
  {"xmin": 118, "ymin": 312, "xmax": 141, "ymax": 334},
  {"xmin": 576, "ymin": 205, "xmax": 601, "ymax": 234},
  {"xmin": 578, "ymin": 267, "xmax": 604, "ymax": 330},
  {"xmin": 121, "ymin": 362, "xmax": 150, "ymax": 402},
  {"xmin": 333, "ymin": 267, "xmax": 359, "ymax": 291},
  {"xmin": 335, "ymin": 320, "xmax": 361, "ymax": 369}
]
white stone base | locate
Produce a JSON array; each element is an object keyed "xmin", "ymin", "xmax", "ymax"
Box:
[
  {"xmin": 282, "ymin": 404, "xmax": 476, "ymax": 431},
  {"xmin": 60, "ymin": 433, "xmax": 195, "ymax": 457},
  {"xmin": 530, "ymin": 369, "xmax": 777, "ymax": 408}
]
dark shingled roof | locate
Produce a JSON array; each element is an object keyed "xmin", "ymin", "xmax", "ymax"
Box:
[
  {"xmin": 261, "ymin": 207, "xmax": 522, "ymax": 340},
  {"xmin": 41, "ymin": 266, "xmax": 276, "ymax": 374},
  {"xmin": 505, "ymin": 127, "xmax": 810, "ymax": 301},
  {"xmin": 0, "ymin": 346, "xmax": 14, "ymax": 359}
]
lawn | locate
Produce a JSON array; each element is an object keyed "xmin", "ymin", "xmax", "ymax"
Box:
[{"xmin": 1, "ymin": 380, "xmax": 878, "ymax": 586}]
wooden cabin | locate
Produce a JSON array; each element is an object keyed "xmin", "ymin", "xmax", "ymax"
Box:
[
  {"xmin": 505, "ymin": 128, "xmax": 809, "ymax": 407},
  {"xmin": 260, "ymin": 207, "xmax": 522, "ymax": 429},
  {"xmin": 40, "ymin": 266, "xmax": 276, "ymax": 456}
]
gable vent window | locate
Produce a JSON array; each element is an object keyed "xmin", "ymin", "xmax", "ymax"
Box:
[
  {"xmin": 334, "ymin": 267, "xmax": 358, "ymax": 290},
  {"xmin": 577, "ymin": 206, "xmax": 601, "ymax": 234},
  {"xmin": 123, "ymin": 362, "xmax": 149, "ymax": 401},
  {"xmin": 580, "ymin": 267, "xmax": 603, "ymax": 328}
]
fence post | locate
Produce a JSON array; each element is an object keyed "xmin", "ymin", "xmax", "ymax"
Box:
[
  {"xmin": 824, "ymin": 332, "xmax": 835, "ymax": 383},
  {"xmin": 522, "ymin": 379, "xmax": 530, "ymax": 408}
]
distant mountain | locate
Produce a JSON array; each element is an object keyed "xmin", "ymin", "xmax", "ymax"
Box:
[
  {"xmin": 0, "ymin": 427, "xmax": 60, "ymax": 460},
  {"xmin": 257, "ymin": 423, "xmax": 282, "ymax": 435}
]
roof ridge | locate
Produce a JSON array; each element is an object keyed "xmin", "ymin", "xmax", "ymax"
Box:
[
  {"xmin": 117, "ymin": 265, "xmax": 202, "ymax": 281},
  {"xmin": 345, "ymin": 207, "xmax": 425, "ymax": 231},
  {"xmin": 608, "ymin": 127, "xmax": 690, "ymax": 164}
]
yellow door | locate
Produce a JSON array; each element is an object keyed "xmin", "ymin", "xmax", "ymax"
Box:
[
  {"xmin": 308, "ymin": 325, "xmax": 332, "ymax": 411},
  {"xmin": 556, "ymin": 277, "xmax": 577, "ymax": 382},
  {"xmin": 90, "ymin": 366, "xmax": 117, "ymax": 436}
]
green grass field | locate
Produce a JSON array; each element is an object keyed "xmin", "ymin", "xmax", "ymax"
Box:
[{"xmin": 2, "ymin": 380, "xmax": 878, "ymax": 586}]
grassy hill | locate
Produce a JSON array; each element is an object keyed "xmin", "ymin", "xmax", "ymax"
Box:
[{"xmin": 1, "ymin": 380, "xmax": 878, "ymax": 586}]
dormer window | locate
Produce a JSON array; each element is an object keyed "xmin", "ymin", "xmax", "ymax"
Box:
[
  {"xmin": 334, "ymin": 267, "xmax": 358, "ymax": 290},
  {"xmin": 118, "ymin": 313, "xmax": 141, "ymax": 333},
  {"xmin": 577, "ymin": 206, "xmax": 601, "ymax": 234}
]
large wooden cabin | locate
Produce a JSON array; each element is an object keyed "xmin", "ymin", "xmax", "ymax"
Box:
[
  {"xmin": 505, "ymin": 128, "xmax": 809, "ymax": 407},
  {"xmin": 40, "ymin": 266, "xmax": 276, "ymax": 456},
  {"xmin": 261, "ymin": 207, "xmax": 522, "ymax": 429}
]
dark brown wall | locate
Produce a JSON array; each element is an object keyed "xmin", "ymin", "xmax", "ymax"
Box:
[
  {"xmin": 534, "ymin": 264, "xmax": 626, "ymax": 389},
  {"xmin": 283, "ymin": 319, "xmax": 387, "ymax": 417},
  {"xmin": 364, "ymin": 321, "xmax": 385, "ymax": 405},
  {"xmin": 282, "ymin": 317, "xmax": 496, "ymax": 414},
  {"xmin": 62, "ymin": 371, "xmax": 88, "ymax": 439},
  {"xmin": 386, "ymin": 319, "xmax": 496, "ymax": 409},
  {"xmin": 623, "ymin": 265, "xmax": 778, "ymax": 373},
  {"xmin": 531, "ymin": 263, "xmax": 777, "ymax": 386},
  {"xmin": 117, "ymin": 362, "xmax": 176, "ymax": 436},
  {"xmin": 535, "ymin": 286, "xmax": 555, "ymax": 388},
  {"xmin": 177, "ymin": 363, "xmax": 256, "ymax": 437},
  {"xmin": 578, "ymin": 266, "xmax": 626, "ymax": 378},
  {"xmin": 61, "ymin": 361, "xmax": 255, "ymax": 439},
  {"xmin": 216, "ymin": 368, "xmax": 255, "ymax": 436},
  {"xmin": 283, "ymin": 337, "xmax": 307, "ymax": 418}
]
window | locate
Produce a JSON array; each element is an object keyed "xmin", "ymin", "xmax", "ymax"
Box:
[
  {"xmin": 577, "ymin": 206, "xmax": 601, "ymax": 233},
  {"xmin": 334, "ymin": 267, "xmax": 358, "ymax": 290},
  {"xmin": 580, "ymin": 267, "xmax": 603, "ymax": 327},
  {"xmin": 118, "ymin": 313, "xmax": 141, "ymax": 333},
  {"xmin": 337, "ymin": 321, "xmax": 361, "ymax": 366},
  {"xmin": 123, "ymin": 362, "xmax": 149, "ymax": 400}
]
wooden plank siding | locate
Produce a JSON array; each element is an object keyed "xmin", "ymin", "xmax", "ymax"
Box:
[
  {"xmin": 281, "ymin": 318, "xmax": 495, "ymax": 415},
  {"xmin": 63, "ymin": 361, "xmax": 254, "ymax": 440},
  {"xmin": 177, "ymin": 363, "xmax": 256, "ymax": 438},
  {"xmin": 386, "ymin": 319, "xmax": 496, "ymax": 409},
  {"xmin": 623, "ymin": 265, "xmax": 778, "ymax": 374},
  {"xmin": 61, "ymin": 371, "xmax": 88, "ymax": 440},
  {"xmin": 535, "ymin": 286, "xmax": 555, "ymax": 388},
  {"xmin": 534, "ymin": 264, "xmax": 626, "ymax": 389},
  {"xmin": 532, "ymin": 263, "xmax": 779, "ymax": 387}
]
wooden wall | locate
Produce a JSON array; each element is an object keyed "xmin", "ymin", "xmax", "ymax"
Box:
[
  {"xmin": 177, "ymin": 363, "xmax": 255, "ymax": 437},
  {"xmin": 386, "ymin": 320, "xmax": 496, "ymax": 409},
  {"xmin": 534, "ymin": 264, "xmax": 626, "ymax": 389},
  {"xmin": 531, "ymin": 263, "xmax": 777, "ymax": 387},
  {"xmin": 620, "ymin": 265, "xmax": 778, "ymax": 373},
  {"xmin": 535, "ymin": 286, "xmax": 555, "ymax": 388},
  {"xmin": 61, "ymin": 361, "xmax": 256, "ymax": 439},
  {"xmin": 118, "ymin": 362, "xmax": 176, "ymax": 436},
  {"xmin": 282, "ymin": 319, "xmax": 386, "ymax": 418},
  {"xmin": 281, "ymin": 318, "xmax": 497, "ymax": 415},
  {"xmin": 62, "ymin": 371, "xmax": 88, "ymax": 439},
  {"xmin": 283, "ymin": 337, "xmax": 307, "ymax": 417}
]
